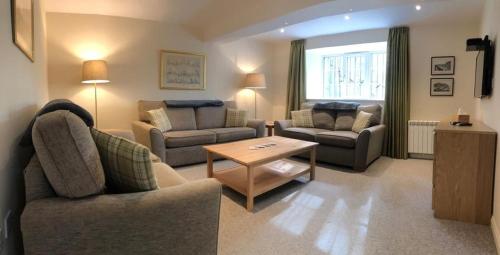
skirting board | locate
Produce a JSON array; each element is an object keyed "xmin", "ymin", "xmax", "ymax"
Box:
[{"xmin": 491, "ymin": 216, "xmax": 500, "ymax": 254}]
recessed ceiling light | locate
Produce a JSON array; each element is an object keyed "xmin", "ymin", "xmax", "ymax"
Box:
[
  {"xmin": 415, "ymin": 4, "xmax": 422, "ymax": 11},
  {"xmin": 280, "ymin": 28, "xmax": 285, "ymax": 33},
  {"xmin": 344, "ymin": 15, "xmax": 351, "ymax": 20}
]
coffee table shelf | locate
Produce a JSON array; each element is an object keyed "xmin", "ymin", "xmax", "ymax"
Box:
[
  {"xmin": 213, "ymin": 159, "xmax": 311, "ymax": 197},
  {"xmin": 204, "ymin": 136, "xmax": 318, "ymax": 212}
]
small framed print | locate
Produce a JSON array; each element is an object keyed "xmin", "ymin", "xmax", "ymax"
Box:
[
  {"xmin": 431, "ymin": 56, "xmax": 455, "ymax": 75},
  {"xmin": 430, "ymin": 78, "xmax": 454, "ymax": 96}
]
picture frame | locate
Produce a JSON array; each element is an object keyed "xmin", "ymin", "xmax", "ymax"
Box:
[
  {"xmin": 160, "ymin": 50, "xmax": 206, "ymax": 90},
  {"xmin": 430, "ymin": 78, "xmax": 454, "ymax": 96},
  {"xmin": 11, "ymin": 0, "xmax": 34, "ymax": 62},
  {"xmin": 431, "ymin": 56, "xmax": 455, "ymax": 75}
]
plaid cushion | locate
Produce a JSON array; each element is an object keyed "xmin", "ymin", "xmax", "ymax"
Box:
[
  {"xmin": 91, "ymin": 129, "xmax": 158, "ymax": 193},
  {"xmin": 352, "ymin": 111, "xmax": 373, "ymax": 133},
  {"xmin": 147, "ymin": 108, "xmax": 172, "ymax": 132},
  {"xmin": 225, "ymin": 108, "xmax": 248, "ymax": 127},
  {"xmin": 291, "ymin": 109, "xmax": 314, "ymax": 128}
]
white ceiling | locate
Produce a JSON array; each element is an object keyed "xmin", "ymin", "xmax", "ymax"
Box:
[
  {"xmin": 44, "ymin": 0, "xmax": 485, "ymax": 42},
  {"xmin": 253, "ymin": 0, "xmax": 485, "ymax": 42}
]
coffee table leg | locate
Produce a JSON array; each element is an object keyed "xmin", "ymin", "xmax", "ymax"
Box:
[
  {"xmin": 310, "ymin": 147, "xmax": 316, "ymax": 181},
  {"xmin": 207, "ymin": 152, "xmax": 214, "ymax": 178},
  {"xmin": 246, "ymin": 165, "xmax": 254, "ymax": 212}
]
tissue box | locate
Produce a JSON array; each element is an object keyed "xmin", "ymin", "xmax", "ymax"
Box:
[{"xmin": 456, "ymin": 114, "xmax": 470, "ymax": 124}]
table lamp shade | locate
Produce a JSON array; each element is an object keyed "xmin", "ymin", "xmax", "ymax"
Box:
[
  {"xmin": 82, "ymin": 60, "xmax": 110, "ymax": 84},
  {"xmin": 244, "ymin": 73, "xmax": 266, "ymax": 89}
]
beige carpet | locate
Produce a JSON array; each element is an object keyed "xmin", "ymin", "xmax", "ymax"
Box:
[{"xmin": 175, "ymin": 157, "xmax": 497, "ymax": 255}]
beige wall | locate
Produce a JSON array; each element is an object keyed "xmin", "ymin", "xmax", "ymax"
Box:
[
  {"xmin": 476, "ymin": 0, "xmax": 500, "ymax": 250},
  {"xmin": 46, "ymin": 13, "xmax": 275, "ymax": 129},
  {"xmin": 269, "ymin": 24, "xmax": 480, "ymax": 121},
  {"xmin": 410, "ymin": 24, "xmax": 479, "ymax": 120},
  {"xmin": 0, "ymin": 0, "xmax": 48, "ymax": 254}
]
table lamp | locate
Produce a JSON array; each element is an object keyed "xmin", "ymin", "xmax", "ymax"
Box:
[
  {"xmin": 244, "ymin": 73, "xmax": 266, "ymax": 119},
  {"xmin": 82, "ymin": 60, "xmax": 110, "ymax": 128}
]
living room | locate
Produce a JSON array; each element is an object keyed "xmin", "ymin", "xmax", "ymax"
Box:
[{"xmin": 1, "ymin": 0, "xmax": 500, "ymax": 254}]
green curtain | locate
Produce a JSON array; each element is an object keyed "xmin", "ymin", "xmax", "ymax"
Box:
[
  {"xmin": 383, "ymin": 27, "xmax": 410, "ymax": 159},
  {"xmin": 286, "ymin": 39, "xmax": 306, "ymax": 119}
]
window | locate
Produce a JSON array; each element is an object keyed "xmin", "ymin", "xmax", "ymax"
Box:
[{"xmin": 306, "ymin": 42, "xmax": 387, "ymax": 100}]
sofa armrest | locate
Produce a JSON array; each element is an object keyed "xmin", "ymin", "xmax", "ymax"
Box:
[
  {"xmin": 132, "ymin": 121, "xmax": 166, "ymax": 162},
  {"xmin": 354, "ymin": 124, "xmax": 386, "ymax": 171},
  {"xmin": 21, "ymin": 179, "xmax": 222, "ymax": 255},
  {"xmin": 247, "ymin": 119, "xmax": 265, "ymax": 137},
  {"xmin": 274, "ymin": 120, "xmax": 293, "ymax": 136}
]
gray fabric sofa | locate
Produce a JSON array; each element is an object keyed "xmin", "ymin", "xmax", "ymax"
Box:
[
  {"xmin": 22, "ymin": 127, "xmax": 222, "ymax": 255},
  {"xmin": 275, "ymin": 102, "xmax": 386, "ymax": 171},
  {"xmin": 133, "ymin": 100, "xmax": 265, "ymax": 167}
]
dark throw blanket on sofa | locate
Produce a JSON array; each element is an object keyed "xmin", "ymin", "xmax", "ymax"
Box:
[
  {"xmin": 20, "ymin": 99, "xmax": 94, "ymax": 147},
  {"xmin": 164, "ymin": 100, "xmax": 224, "ymax": 108},
  {"xmin": 313, "ymin": 101, "xmax": 360, "ymax": 111}
]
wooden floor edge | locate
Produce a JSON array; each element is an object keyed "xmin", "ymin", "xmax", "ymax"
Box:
[{"xmin": 491, "ymin": 216, "xmax": 500, "ymax": 255}]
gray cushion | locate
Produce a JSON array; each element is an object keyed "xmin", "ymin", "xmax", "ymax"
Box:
[
  {"xmin": 165, "ymin": 107, "xmax": 197, "ymax": 131},
  {"xmin": 358, "ymin": 104, "xmax": 382, "ymax": 126},
  {"xmin": 196, "ymin": 106, "xmax": 226, "ymax": 129},
  {"xmin": 281, "ymin": 128, "xmax": 330, "ymax": 142},
  {"xmin": 153, "ymin": 162, "xmax": 187, "ymax": 188},
  {"xmin": 24, "ymin": 155, "xmax": 55, "ymax": 203},
  {"xmin": 335, "ymin": 111, "xmax": 357, "ymax": 131},
  {"xmin": 32, "ymin": 110, "xmax": 106, "ymax": 198},
  {"xmin": 164, "ymin": 130, "xmax": 216, "ymax": 148},
  {"xmin": 206, "ymin": 127, "xmax": 256, "ymax": 143},
  {"xmin": 316, "ymin": 131, "xmax": 359, "ymax": 148},
  {"xmin": 312, "ymin": 110, "xmax": 335, "ymax": 130}
]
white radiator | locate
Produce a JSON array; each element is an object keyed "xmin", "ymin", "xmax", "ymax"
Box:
[{"xmin": 408, "ymin": 120, "xmax": 440, "ymax": 157}]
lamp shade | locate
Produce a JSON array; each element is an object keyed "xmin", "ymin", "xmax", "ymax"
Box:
[
  {"xmin": 82, "ymin": 60, "xmax": 110, "ymax": 84},
  {"xmin": 244, "ymin": 73, "xmax": 266, "ymax": 89}
]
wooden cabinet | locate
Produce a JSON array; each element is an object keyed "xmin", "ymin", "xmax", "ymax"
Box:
[{"xmin": 433, "ymin": 121, "xmax": 497, "ymax": 225}]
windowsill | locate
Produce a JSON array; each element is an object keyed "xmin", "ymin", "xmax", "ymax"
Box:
[{"xmin": 306, "ymin": 98, "xmax": 385, "ymax": 102}]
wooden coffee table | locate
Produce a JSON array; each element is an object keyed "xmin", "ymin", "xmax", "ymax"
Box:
[{"xmin": 204, "ymin": 136, "xmax": 318, "ymax": 211}]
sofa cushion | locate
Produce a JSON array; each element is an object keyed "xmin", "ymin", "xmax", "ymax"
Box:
[
  {"xmin": 147, "ymin": 108, "xmax": 172, "ymax": 132},
  {"xmin": 312, "ymin": 110, "xmax": 335, "ymax": 130},
  {"xmin": 32, "ymin": 110, "xmax": 106, "ymax": 198},
  {"xmin": 281, "ymin": 127, "xmax": 330, "ymax": 142},
  {"xmin": 196, "ymin": 106, "xmax": 227, "ymax": 129},
  {"xmin": 225, "ymin": 108, "xmax": 248, "ymax": 127},
  {"xmin": 358, "ymin": 104, "xmax": 383, "ymax": 126},
  {"xmin": 291, "ymin": 109, "xmax": 314, "ymax": 128},
  {"xmin": 164, "ymin": 130, "xmax": 216, "ymax": 148},
  {"xmin": 165, "ymin": 107, "xmax": 197, "ymax": 131},
  {"xmin": 91, "ymin": 129, "xmax": 159, "ymax": 193},
  {"xmin": 153, "ymin": 162, "xmax": 187, "ymax": 188},
  {"xmin": 24, "ymin": 155, "xmax": 56, "ymax": 203},
  {"xmin": 316, "ymin": 131, "xmax": 359, "ymax": 148},
  {"xmin": 335, "ymin": 111, "xmax": 357, "ymax": 131},
  {"xmin": 352, "ymin": 111, "xmax": 373, "ymax": 133},
  {"xmin": 206, "ymin": 127, "xmax": 256, "ymax": 143}
]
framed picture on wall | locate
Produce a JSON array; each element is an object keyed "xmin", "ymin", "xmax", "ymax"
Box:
[
  {"xmin": 430, "ymin": 78, "xmax": 454, "ymax": 96},
  {"xmin": 431, "ymin": 56, "xmax": 455, "ymax": 75},
  {"xmin": 11, "ymin": 0, "xmax": 34, "ymax": 62},
  {"xmin": 160, "ymin": 50, "xmax": 206, "ymax": 90}
]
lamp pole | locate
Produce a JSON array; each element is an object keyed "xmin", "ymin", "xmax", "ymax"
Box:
[{"xmin": 94, "ymin": 82, "xmax": 98, "ymax": 128}]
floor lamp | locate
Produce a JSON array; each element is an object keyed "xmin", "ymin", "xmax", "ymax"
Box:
[
  {"xmin": 81, "ymin": 60, "xmax": 110, "ymax": 129},
  {"xmin": 243, "ymin": 73, "xmax": 266, "ymax": 119}
]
